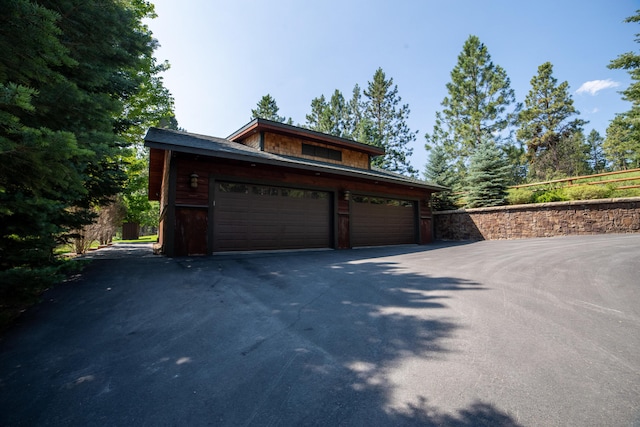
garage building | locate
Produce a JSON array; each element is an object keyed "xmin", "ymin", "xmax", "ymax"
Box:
[{"xmin": 145, "ymin": 119, "xmax": 445, "ymax": 256}]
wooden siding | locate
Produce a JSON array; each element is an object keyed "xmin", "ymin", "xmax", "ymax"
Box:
[
  {"xmin": 240, "ymin": 132, "xmax": 261, "ymax": 150},
  {"xmin": 175, "ymin": 157, "xmax": 209, "ymax": 206},
  {"xmin": 263, "ymin": 132, "xmax": 370, "ymax": 169},
  {"xmin": 171, "ymin": 154, "xmax": 433, "ymax": 204},
  {"xmin": 155, "ymin": 152, "xmax": 435, "ymax": 254}
]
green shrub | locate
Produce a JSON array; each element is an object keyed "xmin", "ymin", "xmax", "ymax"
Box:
[
  {"xmin": 507, "ymin": 188, "xmax": 535, "ymax": 205},
  {"xmin": 611, "ymin": 187, "xmax": 640, "ymax": 198},
  {"xmin": 565, "ymin": 185, "xmax": 612, "ymax": 201},
  {"xmin": 0, "ymin": 259, "xmax": 88, "ymax": 331},
  {"xmin": 533, "ymin": 189, "xmax": 568, "ymax": 203}
]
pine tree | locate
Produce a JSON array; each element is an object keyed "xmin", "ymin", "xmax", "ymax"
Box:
[
  {"xmin": 465, "ymin": 139, "xmax": 511, "ymax": 208},
  {"xmin": 606, "ymin": 10, "xmax": 640, "ymax": 170},
  {"xmin": 426, "ymin": 35, "xmax": 518, "ymax": 185},
  {"xmin": 363, "ymin": 68, "xmax": 417, "ymax": 176},
  {"xmin": 305, "ymin": 90, "xmax": 349, "ymax": 137},
  {"xmin": 517, "ymin": 62, "xmax": 586, "ymax": 179},
  {"xmin": 424, "ymin": 145, "xmax": 459, "ymax": 210},
  {"xmin": 586, "ymin": 130, "xmax": 607, "ymax": 173},
  {"xmin": 251, "ymin": 94, "xmax": 290, "ymax": 123},
  {"xmin": 604, "ymin": 116, "xmax": 640, "ymax": 170},
  {"xmin": 0, "ymin": 0, "xmax": 169, "ymax": 271}
]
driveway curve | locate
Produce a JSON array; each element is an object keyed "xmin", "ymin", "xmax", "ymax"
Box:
[{"xmin": 1, "ymin": 235, "xmax": 639, "ymax": 426}]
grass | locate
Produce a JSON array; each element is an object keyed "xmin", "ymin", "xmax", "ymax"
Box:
[{"xmin": 113, "ymin": 234, "xmax": 158, "ymax": 244}]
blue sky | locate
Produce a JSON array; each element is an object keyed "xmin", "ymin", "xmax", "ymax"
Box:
[{"xmin": 147, "ymin": 0, "xmax": 639, "ymax": 172}]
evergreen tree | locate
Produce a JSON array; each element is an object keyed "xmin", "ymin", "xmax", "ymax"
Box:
[
  {"xmin": 426, "ymin": 35, "xmax": 518, "ymax": 184},
  {"xmin": 251, "ymin": 94, "xmax": 291, "ymax": 123},
  {"xmin": 344, "ymin": 84, "xmax": 375, "ymax": 144},
  {"xmin": 465, "ymin": 139, "xmax": 511, "ymax": 208},
  {"xmin": 517, "ymin": 62, "xmax": 586, "ymax": 179},
  {"xmin": 586, "ymin": 129, "xmax": 607, "ymax": 173},
  {"xmin": 606, "ymin": 10, "xmax": 640, "ymax": 170},
  {"xmin": 0, "ymin": 0, "xmax": 169, "ymax": 272},
  {"xmin": 604, "ymin": 115, "xmax": 640, "ymax": 170},
  {"xmin": 424, "ymin": 145, "xmax": 459, "ymax": 210},
  {"xmin": 363, "ymin": 68, "xmax": 417, "ymax": 176},
  {"xmin": 305, "ymin": 90, "xmax": 349, "ymax": 137},
  {"xmin": 305, "ymin": 94, "xmax": 329, "ymax": 132}
]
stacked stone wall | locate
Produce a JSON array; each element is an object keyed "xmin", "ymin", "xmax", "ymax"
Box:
[{"xmin": 433, "ymin": 198, "xmax": 640, "ymax": 241}]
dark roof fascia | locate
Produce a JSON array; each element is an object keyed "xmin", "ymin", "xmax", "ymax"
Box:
[
  {"xmin": 228, "ymin": 118, "xmax": 386, "ymax": 157},
  {"xmin": 144, "ymin": 128, "xmax": 447, "ymax": 192}
]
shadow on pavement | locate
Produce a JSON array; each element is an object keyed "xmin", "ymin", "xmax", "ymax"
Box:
[{"xmin": 0, "ymin": 242, "xmax": 522, "ymax": 426}]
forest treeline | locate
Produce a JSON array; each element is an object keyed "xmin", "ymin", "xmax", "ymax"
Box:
[{"xmin": 252, "ymin": 16, "xmax": 640, "ymax": 209}]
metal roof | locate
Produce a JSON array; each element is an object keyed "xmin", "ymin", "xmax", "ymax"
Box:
[{"xmin": 144, "ymin": 127, "xmax": 447, "ymax": 192}]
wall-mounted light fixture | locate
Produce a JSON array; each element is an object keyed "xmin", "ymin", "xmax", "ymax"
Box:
[
  {"xmin": 343, "ymin": 190, "xmax": 351, "ymax": 201},
  {"xmin": 190, "ymin": 173, "xmax": 199, "ymax": 189}
]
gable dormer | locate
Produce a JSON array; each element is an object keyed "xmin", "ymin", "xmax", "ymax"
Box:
[{"xmin": 228, "ymin": 118, "xmax": 384, "ymax": 170}]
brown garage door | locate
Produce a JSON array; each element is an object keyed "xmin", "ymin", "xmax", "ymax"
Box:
[
  {"xmin": 213, "ymin": 182, "xmax": 331, "ymax": 251},
  {"xmin": 351, "ymin": 195, "xmax": 416, "ymax": 247}
]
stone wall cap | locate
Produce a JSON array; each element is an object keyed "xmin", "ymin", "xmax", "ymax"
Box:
[{"xmin": 432, "ymin": 196, "xmax": 640, "ymax": 215}]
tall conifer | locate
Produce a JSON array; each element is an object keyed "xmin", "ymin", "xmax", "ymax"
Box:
[{"xmin": 364, "ymin": 68, "xmax": 417, "ymax": 176}]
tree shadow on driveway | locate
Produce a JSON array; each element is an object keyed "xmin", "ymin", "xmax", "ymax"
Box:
[{"xmin": 0, "ymin": 243, "xmax": 522, "ymax": 426}]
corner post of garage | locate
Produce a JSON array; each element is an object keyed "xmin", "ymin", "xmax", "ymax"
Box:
[
  {"xmin": 165, "ymin": 153, "xmax": 178, "ymax": 256},
  {"xmin": 337, "ymin": 189, "xmax": 351, "ymax": 249},
  {"xmin": 207, "ymin": 175, "xmax": 216, "ymax": 254},
  {"xmin": 419, "ymin": 196, "xmax": 433, "ymax": 244}
]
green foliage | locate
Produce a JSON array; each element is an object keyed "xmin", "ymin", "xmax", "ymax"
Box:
[
  {"xmin": 506, "ymin": 188, "xmax": 535, "ymax": 205},
  {"xmin": 607, "ymin": 11, "xmax": 640, "ymax": 170},
  {"xmin": 251, "ymin": 94, "xmax": 291, "ymax": 123},
  {"xmin": 586, "ymin": 130, "xmax": 607, "ymax": 173},
  {"xmin": 426, "ymin": 35, "xmax": 518, "ymax": 190},
  {"xmin": 465, "ymin": 139, "xmax": 511, "ymax": 208},
  {"xmin": 0, "ymin": 0, "xmax": 170, "ymax": 274},
  {"xmin": 305, "ymin": 90, "xmax": 350, "ymax": 137},
  {"xmin": 424, "ymin": 145, "xmax": 459, "ymax": 210},
  {"xmin": 604, "ymin": 115, "xmax": 640, "ymax": 170},
  {"xmin": 304, "ymin": 70, "xmax": 418, "ymax": 177},
  {"xmin": 565, "ymin": 185, "xmax": 613, "ymax": 200},
  {"xmin": 533, "ymin": 189, "xmax": 568, "ymax": 203},
  {"xmin": 0, "ymin": 259, "xmax": 87, "ymax": 331},
  {"xmin": 363, "ymin": 68, "xmax": 418, "ymax": 176},
  {"xmin": 517, "ymin": 62, "xmax": 587, "ymax": 180},
  {"xmin": 612, "ymin": 187, "xmax": 640, "ymax": 198}
]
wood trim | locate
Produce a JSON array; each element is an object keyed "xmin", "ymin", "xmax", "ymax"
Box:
[
  {"xmin": 165, "ymin": 154, "xmax": 177, "ymax": 256},
  {"xmin": 208, "ymin": 175, "xmax": 215, "ymax": 255}
]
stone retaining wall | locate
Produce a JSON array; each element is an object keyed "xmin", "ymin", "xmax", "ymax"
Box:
[{"xmin": 433, "ymin": 197, "xmax": 640, "ymax": 241}]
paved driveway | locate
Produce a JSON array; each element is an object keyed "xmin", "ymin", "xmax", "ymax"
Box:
[{"xmin": 1, "ymin": 235, "xmax": 639, "ymax": 426}]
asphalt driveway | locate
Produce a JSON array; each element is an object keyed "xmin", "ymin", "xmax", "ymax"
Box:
[{"xmin": 1, "ymin": 235, "xmax": 639, "ymax": 426}]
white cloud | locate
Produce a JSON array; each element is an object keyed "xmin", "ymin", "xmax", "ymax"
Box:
[{"xmin": 576, "ymin": 79, "xmax": 620, "ymax": 95}]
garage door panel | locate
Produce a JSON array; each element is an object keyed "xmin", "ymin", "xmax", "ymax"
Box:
[
  {"xmin": 214, "ymin": 182, "xmax": 331, "ymax": 251},
  {"xmin": 351, "ymin": 196, "xmax": 416, "ymax": 247}
]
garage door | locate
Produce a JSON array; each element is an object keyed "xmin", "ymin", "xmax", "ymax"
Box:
[
  {"xmin": 351, "ymin": 195, "xmax": 416, "ymax": 247},
  {"xmin": 213, "ymin": 182, "xmax": 331, "ymax": 251}
]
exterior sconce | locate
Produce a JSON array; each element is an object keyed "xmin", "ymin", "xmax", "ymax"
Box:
[
  {"xmin": 190, "ymin": 173, "xmax": 199, "ymax": 189},
  {"xmin": 343, "ymin": 190, "xmax": 351, "ymax": 201}
]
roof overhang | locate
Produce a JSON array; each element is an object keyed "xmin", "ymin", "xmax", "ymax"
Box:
[{"xmin": 144, "ymin": 127, "xmax": 447, "ymax": 193}]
